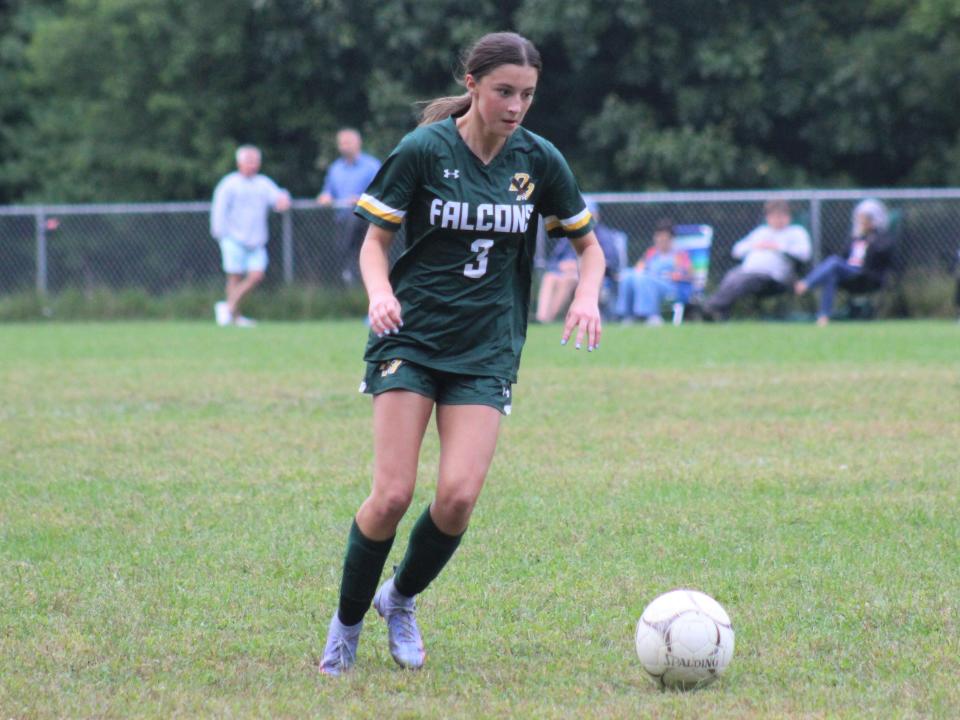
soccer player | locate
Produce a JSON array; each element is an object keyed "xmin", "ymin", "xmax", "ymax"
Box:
[
  {"xmin": 210, "ymin": 145, "xmax": 291, "ymax": 327},
  {"xmin": 319, "ymin": 31, "xmax": 605, "ymax": 675}
]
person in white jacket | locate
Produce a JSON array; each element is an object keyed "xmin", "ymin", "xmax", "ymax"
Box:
[
  {"xmin": 210, "ymin": 145, "xmax": 291, "ymax": 326},
  {"xmin": 703, "ymin": 199, "xmax": 811, "ymax": 320}
]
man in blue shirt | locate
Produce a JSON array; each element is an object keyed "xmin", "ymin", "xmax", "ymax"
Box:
[{"xmin": 316, "ymin": 128, "xmax": 381, "ymax": 284}]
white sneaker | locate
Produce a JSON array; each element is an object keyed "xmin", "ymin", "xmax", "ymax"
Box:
[
  {"xmin": 319, "ymin": 613, "xmax": 363, "ymax": 677},
  {"xmin": 214, "ymin": 301, "xmax": 232, "ymax": 327},
  {"xmin": 645, "ymin": 314, "xmax": 664, "ymax": 327},
  {"xmin": 233, "ymin": 315, "xmax": 257, "ymax": 328},
  {"xmin": 373, "ymin": 577, "xmax": 425, "ymax": 670}
]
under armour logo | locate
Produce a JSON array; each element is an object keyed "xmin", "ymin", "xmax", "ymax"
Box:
[{"xmin": 444, "ymin": 169, "xmax": 460, "ymax": 179}]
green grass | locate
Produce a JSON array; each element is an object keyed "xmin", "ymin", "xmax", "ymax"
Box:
[
  {"xmin": 1, "ymin": 320, "xmax": 959, "ymax": 718},
  {"xmin": 0, "ymin": 285, "xmax": 369, "ymax": 322}
]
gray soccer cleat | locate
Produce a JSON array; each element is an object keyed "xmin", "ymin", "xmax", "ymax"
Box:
[
  {"xmin": 319, "ymin": 613, "xmax": 363, "ymax": 677},
  {"xmin": 373, "ymin": 577, "xmax": 426, "ymax": 670}
]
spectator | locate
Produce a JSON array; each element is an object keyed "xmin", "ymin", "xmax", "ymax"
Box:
[
  {"xmin": 795, "ymin": 198, "xmax": 895, "ymax": 326},
  {"xmin": 615, "ymin": 219, "xmax": 691, "ymax": 326},
  {"xmin": 535, "ymin": 233, "xmax": 579, "ymax": 324},
  {"xmin": 210, "ymin": 145, "xmax": 291, "ymax": 327},
  {"xmin": 535, "ymin": 201, "xmax": 624, "ymax": 323},
  {"xmin": 702, "ymin": 199, "xmax": 811, "ymax": 321},
  {"xmin": 317, "ymin": 128, "xmax": 381, "ymax": 284},
  {"xmin": 955, "ymin": 247, "xmax": 960, "ymax": 322}
]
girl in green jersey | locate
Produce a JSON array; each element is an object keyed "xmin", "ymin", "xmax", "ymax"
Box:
[{"xmin": 321, "ymin": 31, "xmax": 605, "ymax": 676}]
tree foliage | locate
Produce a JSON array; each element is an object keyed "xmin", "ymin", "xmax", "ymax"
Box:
[{"xmin": 1, "ymin": 0, "xmax": 959, "ymax": 203}]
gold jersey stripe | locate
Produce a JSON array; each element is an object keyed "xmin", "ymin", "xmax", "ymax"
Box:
[
  {"xmin": 357, "ymin": 194, "xmax": 405, "ymax": 225},
  {"xmin": 561, "ymin": 210, "xmax": 592, "ymax": 232}
]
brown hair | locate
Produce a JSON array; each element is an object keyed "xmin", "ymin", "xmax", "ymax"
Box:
[
  {"xmin": 654, "ymin": 218, "xmax": 675, "ymax": 236},
  {"xmin": 419, "ymin": 32, "xmax": 542, "ymax": 126}
]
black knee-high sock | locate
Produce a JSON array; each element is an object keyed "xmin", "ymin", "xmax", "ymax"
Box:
[
  {"xmin": 393, "ymin": 505, "xmax": 463, "ymax": 598},
  {"xmin": 337, "ymin": 519, "xmax": 394, "ymax": 626}
]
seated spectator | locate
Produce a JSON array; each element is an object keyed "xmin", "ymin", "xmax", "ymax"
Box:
[
  {"xmin": 615, "ymin": 219, "xmax": 691, "ymax": 326},
  {"xmin": 795, "ymin": 198, "xmax": 895, "ymax": 326},
  {"xmin": 535, "ymin": 202, "xmax": 624, "ymax": 323},
  {"xmin": 535, "ymin": 237, "xmax": 579, "ymax": 323},
  {"xmin": 702, "ymin": 200, "xmax": 811, "ymax": 321}
]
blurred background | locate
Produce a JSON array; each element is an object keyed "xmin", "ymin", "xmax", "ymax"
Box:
[{"xmin": 1, "ymin": 0, "xmax": 959, "ymax": 319}]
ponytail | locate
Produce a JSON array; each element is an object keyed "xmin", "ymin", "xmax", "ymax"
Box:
[{"xmin": 419, "ymin": 92, "xmax": 472, "ymax": 126}]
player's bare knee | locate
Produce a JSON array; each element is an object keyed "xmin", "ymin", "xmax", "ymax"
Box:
[
  {"xmin": 371, "ymin": 487, "xmax": 414, "ymax": 522},
  {"xmin": 433, "ymin": 490, "xmax": 478, "ymax": 528}
]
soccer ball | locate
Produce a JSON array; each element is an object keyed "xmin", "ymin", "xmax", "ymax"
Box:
[{"xmin": 635, "ymin": 589, "xmax": 735, "ymax": 690}]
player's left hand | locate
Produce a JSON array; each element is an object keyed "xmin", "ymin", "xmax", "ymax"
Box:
[{"xmin": 561, "ymin": 295, "xmax": 602, "ymax": 351}]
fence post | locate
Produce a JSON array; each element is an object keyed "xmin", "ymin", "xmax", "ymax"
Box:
[
  {"xmin": 35, "ymin": 208, "xmax": 48, "ymax": 295},
  {"xmin": 809, "ymin": 195, "xmax": 822, "ymax": 265},
  {"xmin": 282, "ymin": 210, "xmax": 294, "ymax": 284}
]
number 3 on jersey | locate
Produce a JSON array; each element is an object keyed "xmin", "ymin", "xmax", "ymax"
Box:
[{"xmin": 463, "ymin": 239, "xmax": 494, "ymax": 279}]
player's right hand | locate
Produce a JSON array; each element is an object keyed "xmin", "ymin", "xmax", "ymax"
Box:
[{"xmin": 368, "ymin": 291, "xmax": 402, "ymax": 337}]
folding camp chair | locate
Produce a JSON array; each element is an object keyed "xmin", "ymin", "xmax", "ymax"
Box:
[
  {"xmin": 599, "ymin": 227, "xmax": 629, "ymax": 319},
  {"xmin": 670, "ymin": 224, "xmax": 714, "ymax": 325}
]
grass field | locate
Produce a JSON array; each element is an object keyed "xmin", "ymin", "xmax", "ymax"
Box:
[{"xmin": 1, "ymin": 320, "xmax": 958, "ymax": 718}]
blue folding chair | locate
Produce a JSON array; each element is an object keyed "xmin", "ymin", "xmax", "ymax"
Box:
[{"xmin": 669, "ymin": 224, "xmax": 714, "ymax": 325}]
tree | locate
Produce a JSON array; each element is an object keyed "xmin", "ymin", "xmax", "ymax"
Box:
[
  {"xmin": 0, "ymin": 0, "xmax": 64, "ymax": 203},
  {"xmin": 2, "ymin": 0, "xmax": 959, "ymax": 202}
]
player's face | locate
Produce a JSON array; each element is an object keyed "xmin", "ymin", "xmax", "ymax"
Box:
[
  {"xmin": 237, "ymin": 150, "xmax": 261, "ymax": 177},
  {"xmin": 468, "ymin": 64, "xmax": 539, "ymax": 137}
]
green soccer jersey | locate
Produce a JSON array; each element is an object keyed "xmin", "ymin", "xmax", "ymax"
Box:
[{"xmin": 354, "ymin": 116, "xmax": 594, "ymax": 382}]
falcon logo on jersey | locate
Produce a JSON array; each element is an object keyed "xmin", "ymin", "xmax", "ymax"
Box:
[
  {"xmin": 509, "ymin": 172, "xmax": 535, "ymax": 201},
  {"xmin": 379, "ymin": 359, "xmax": 404, "ymax": 377}
]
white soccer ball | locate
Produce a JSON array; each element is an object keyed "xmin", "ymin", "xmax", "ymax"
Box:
[{"xmin": 635, "ymin": 589, "xmax": 735, "ymax": 690}]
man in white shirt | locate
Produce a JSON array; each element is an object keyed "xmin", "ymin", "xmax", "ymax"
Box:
[
  {"xmin": 210, "ymin": 145, "xmax": 291, "ymax": 326},
  {"xmin": 703, "ymin": 199, "xmax": 811, "ymax": 320}
]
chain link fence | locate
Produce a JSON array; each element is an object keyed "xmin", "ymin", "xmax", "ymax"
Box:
[{"xmin": 2, "ymin": 190, "xmax": 959, "ymax": 318}]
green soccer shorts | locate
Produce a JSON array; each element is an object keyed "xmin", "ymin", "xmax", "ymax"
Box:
[{"xmin": 360, "ymin": 358, "xmax": 513, "ymax": 415}]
